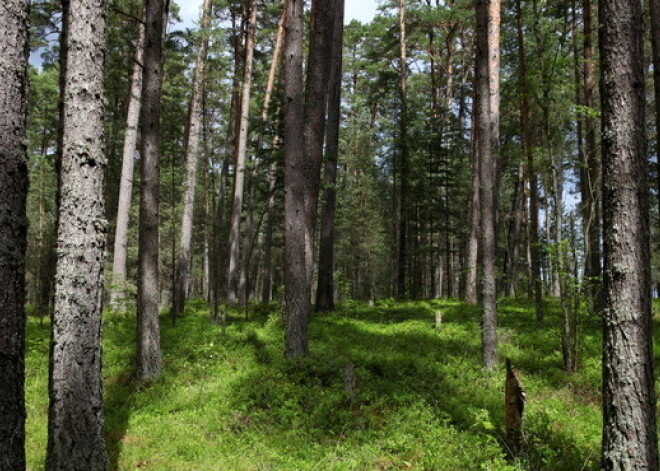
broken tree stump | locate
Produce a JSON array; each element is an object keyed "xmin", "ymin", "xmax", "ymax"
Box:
[{"xmin": 505, "ymin": 358, "xmax": 526, "ymax": 456}]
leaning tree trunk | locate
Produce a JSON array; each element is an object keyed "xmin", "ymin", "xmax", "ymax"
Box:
[
  {"xmin": 136, "ymin": 0, "xmax": 165, "ymax": 381},
  {"xmin": 0, "ymin": 1, "xmax": 29, "ymax": 468},
  {"xmin": 600, "ymin": 0, "xmax": 659, "ymax": 466},
  {"xmin": 315, "ymin": 0, "xmax": 345, "ymax": 312},
  {"xmin": 110, "ymin": 19, "xmax": 144, "ymax": 310},
  {"xmin": 172, "ymin": 0, "xmax": 212, "ymax": 318},
  {"xmin": 46, "ymin": 0, "xmax": 109, "ymax": 468},
  {"xmin": 475, "ymin": 0, "xmax": 499, "ymax": 370}
]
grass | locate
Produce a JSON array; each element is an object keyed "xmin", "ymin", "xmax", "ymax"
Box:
[{"xmin": 23, "ymin": 298, "xmax": 660, "ymax": 470}]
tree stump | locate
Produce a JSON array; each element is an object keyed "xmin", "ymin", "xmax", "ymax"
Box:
[
  {"xmin": 344, "ymin": 362, "xmax": 357, "ymax": 395},
  {"xmin": 435, "ymin": 311, "xmax": 443, "ymax": 328},
  {"xmin": 505, "ymin": 358, "xmax": 525, "ymax": 456}
]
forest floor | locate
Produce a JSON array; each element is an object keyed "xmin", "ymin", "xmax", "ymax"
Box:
[{"xmin": 25, "ymin": 297, "xmax": 658, "ymax": 470}]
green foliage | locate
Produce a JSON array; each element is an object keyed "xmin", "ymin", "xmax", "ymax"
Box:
[{"xmin": 23, "ymin": 299, "xmax": 622, "ymax": 470}]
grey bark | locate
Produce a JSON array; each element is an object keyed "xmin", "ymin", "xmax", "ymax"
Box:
[
  {"xmin": 226, "ymin": 0, "xmax": 258, "ymax": 306},
  {"xmin": 303, "ymin": 0, "xmax": 335, "ymax": 278},
  {"xmin": 283, "ymin": 0, "xmax": 309, "ymax": 358},
  {"xmin": 172, "ymin": 0, "xmax": 212, "ymax": 318},
  {"xmin": 315, "ymin": 0, "xmax": 344, "ymax": 312},
  {"xmin": 475, "ymin": 0, "xmax": 499, "ymax": 370},
  {"xmin": 110, "ymin": 20, "xmax": 144, "ymax": 310},
  {"xmin": 0, "ymin": 1, "xmax": 29, "ymax": 468},
  {"xmin": 46, "ymin": 0, "xmax": 108, "ymax": 467},
  {"xmin": 136, "ymin": 0, "xmax": 165, "ymax": 381},
  {"xmin": 600, "ymin": 0, "xmax": 658, "ymax": 466}
]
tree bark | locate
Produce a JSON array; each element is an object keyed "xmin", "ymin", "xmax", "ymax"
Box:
[
  {"xmin": 303, "ymin": 0, "xmax": 335, "ymax": 279},
  {"xmin": 600, "ymin": 0, "xmax": 658, "ymax": 465},
  {"xmin": 172, "ymin": 0, "xmax": 212, "ymax": 318},
  {"xmin": 515, "ymin": 0, "xmax": 542, "ymax": 323},
  {"xmin": 110, "ymin": 18, "xmax": 144, "ymax": 310},
  {"xmin": 581, "ymin": 0, "xmax": 602, "ymax": 314},
  {"xmin": 46, "ymin": 0, "xmax": 108, "ymax": 467},
  {"xmin": 396, "ymin": 0, "xmax": 410, "ymax": 299},
  {"xmin": 226, "ymin": 0, "xmax": 258, "ymax": 306},
  {"xmin": 476, "ymin": 0, "xmax": 499, "ymax": 370},
  {"xmin": 283, "ymin": 0, "xmax": 309, "ymax": 358},
  {"xmin": 136, "ymin": 0, "xmax": 165, "ymax": 381},
  {"xmin": 315, "ymin": 0, "xmax": 345, "ymax": 312},
  {"xmin": 0, "ymin": 1, "xmax": 29, "ymax": 468}
]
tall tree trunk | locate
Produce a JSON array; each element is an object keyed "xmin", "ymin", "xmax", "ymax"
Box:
[
  {"xmin": 136, "ymin": 0, "xmax": 165, "ymax": 381},
  {"xmin": 465, "ymin": 95, "xmax": 480, "ymax": 304},
  {"xmin": 505, "ymin": 162, "xmax": 525, "ymax": 297},
  {"xmin": 0, "ymin": 1, "xmax": 29, "ymax": 468},
  {"xmin": 600, "ymin": 0, "xmax": 658, "ymax": 465},
  {"xmin": 282, "ymin": 0, "xmax": 309, "ymax": 358},
  {"xmin": 110, "ymin": 19, "xmax": 144, "ymax": 310},
  {"xmin": 397, "ymin": 0, "xmax": 410, "ymax": 299},
  {"xmin": 172, "ymin": 0, "xmax": 212, "ymax": 318},
  {"xmin": 476, "ymin": 0, "xmax": 499, "ymax": 370},
  {"xmin": 259, "ymin": 8, "xmax": 286, "ymax": 305},
  {"xmin": 303, "ymin": 0, "xmax": 335, "ymax": 280},
  {"xmin": 582, "ymin": 0, "xmax": 602, "ymax": 314},
  {"xmin": 515, "ymin": 0, "xmax": 542, "ymax": 322},
  {"xmin": 226, "ymin": 0, "xmax": 258, "ymax": 306},
  {"xmin": 316, "ymin": 0, "xmax": 345, "ymax": 312},
  {"xmin": 46, "ymin": 0, "xmax": 108, "ymax": 467}
]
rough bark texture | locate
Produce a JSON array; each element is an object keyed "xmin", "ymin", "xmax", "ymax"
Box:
[
  {"xmin": 303, "ymin": 0, "xmax": 335, "ymax": 278},
  {"xmin": 137, "ymin": 0, "xmax": 164, "ymax": 381},
  {"xmin": 283, "ymin": 0, "xmax": 309, "ymax": 358},
  {"xmin": 0, "ymin": 1, "xmax": 29, "ymax": 468},
  {"xmin": 110, "ymin": 20, "xmax": 144, "ymax": 310},
  {"xmin": 475, "ymin": 0, "xmax": 498, "ymax": 370},
  {"xmin": 173, "ymin": 0, "xmax": 212, "ymax": 317},
  {"xmin": 600, "ymin": 0, "xmax": 658, "ymax": 466},
  {"xmin": 315, "ymin": 0, "xmax": 345, "ymax": 312},
  {"xmin": 475, "ymin": 0, "xmax": 499, "ymax": 370},
  {"xmin": 226, "ymin": 0, "xmax": 257, "ymax": 306},
  {"xmin": 46, "ymin": 0, "xmax": 109, "ymax": 468},
  {"xmin": 650, "ymin": 0, "xmax": 660, "ymax": 292}
]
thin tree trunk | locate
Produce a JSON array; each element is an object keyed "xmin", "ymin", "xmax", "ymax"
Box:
[
  {"xmin": 465, "ymin": 93, "xmax": 480, "ymax": 304},
  {"xmin": 227, "ymin": 0, "xmax": 258, "ymax": 306},
  {"xmin": 505, "ymin": 162, "xmax": 525, "ymax": 297},
  {"xmin": 476, "ymin": 0, "xmax": 499, "ymax": 370},
  {"xmin": 316, "ymin": 0, "xmax": 345, "ymax": 312},
  {"xmin": 283, "ymin": 0, "xmax": 309, "ymax": 358},
  {"xmin": 600, "ymin": 0, "xmax": 658, "ymax": 464},
  {"xmin": 397, "ymin": 0, "xmax": 410, "ymax": 299},
  {"xmin": 582, "ymin": 0, "xmax": 602, "ymax": 314},
  {"xmin": 0, "ymin": 1, "xmax": 29, "ymax": 468},
  {"xmin": 172, "ymin": 0, "xmax": 212, "ymax": 318},
  {"xmin": 136, "ymin": 0, "xmax": 165, "ymax": 381},
  {"xmin": 46, "ymin": 0, "xmax": 108, "ymax": 467},
  {"xmin": 259, "ymin": 8, "xmax": 285, "ymax": 305},
  {"xmin": 515, "ymin": 0, "xmax": 542, "ymax": 323},
  {"xmin": 110, "ymin": 19, "xmax": 144, "ymax": 310}
]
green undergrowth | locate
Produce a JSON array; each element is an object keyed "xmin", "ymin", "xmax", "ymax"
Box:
[{"xmin": 24, "ymin": 298, "xmax": 660, "ymax": 470}]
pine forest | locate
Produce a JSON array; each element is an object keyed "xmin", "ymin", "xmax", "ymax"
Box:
[{"xmin": 2, "ymin": 0, "xmax": 660, "ymax": 468}]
